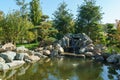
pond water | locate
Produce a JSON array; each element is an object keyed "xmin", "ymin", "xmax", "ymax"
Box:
[{"xmin": 1, "ymin": 58, "xmax": 120, "ymax": 80}]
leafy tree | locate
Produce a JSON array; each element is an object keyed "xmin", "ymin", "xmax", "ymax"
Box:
[
  {"xmin": 91, "ymin": 23, "xmax": 106, "ymax": 44},
  {"xmin": 105, "ymin": 23, "xmax": 117, "ymax": 47},
  {"xmin": 38, "ymin": 21, "xmax": 58, "ymax": 40},
  {"xmin": 76, "ymin": 0, "xmax": 103, "ymax": 41},
  {"xmin": 1, "ymin": 11, "xmax": 34, "ymax": 44},
  {"xmin": 53, "ymin": 2, "xmax": 75, "ymax": 39},
  {"xmin": 30, "ymin": 0, "xmax": 42, "ymax": 25}
]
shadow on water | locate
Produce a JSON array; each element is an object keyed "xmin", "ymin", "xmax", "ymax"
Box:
[{"xmin": 0, "ymin": 58, "xmax": 120, "ymax": 80}]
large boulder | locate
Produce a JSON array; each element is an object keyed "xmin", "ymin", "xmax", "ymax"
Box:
[
  {"xmin": 57, "ymin": 33, "xmax": 94, "ymax": 54},
  {"xmin": 61, "ymin": 36, "xmax": 70, "ymax": 48},
  {"xmin": 54, "ymin": 43, "xmax": 64, "ymax": 54},
  {"xmin": 94, "ymin": 55, "xmax": 105, "ymax": 62},
  {"xmin": 15, "ymin": 53, "xmax": 27, "ymax": 60},
  {"xmin": 85, "ymin": 44, "xmax": 94, "ymax": 52},
  {"xmin": 15, "ymin": 53, "xmax": 31, "ymax": 62},
  {"xmin": 106, "ymin": 54, "xmax": 119, "ymax": 63},
  {"xmin": 51, "ymin": 49, "xmax": 60, "ymax": 57},
  {"xmin": 51, "ymin": 43, "xmax": 64, "ymax": 56},
  {"xmin": 0, "ymin": 51, "xmax": 16, "ymax": 63},
  {"xmin": 85, "ymin": 52, "xmax": 94, "ymax": 57},
  {"xmin": 79, "ymin": 47, "xmax": 86, "ymax": 53},
  {"xmin": 43, "ymin": 50, "xmax": 51, "ymax": 56},
  {"xmin": 2, "ymin": 43, "xmax": 16, "ymax": 51},
  {"xmin": 29, "ymin": 55, "xmax": 40, "ymax": 61}
]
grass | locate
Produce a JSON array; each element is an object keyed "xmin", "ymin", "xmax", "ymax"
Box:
[{"xmin": 17, "ymin": 42, "xmax": 39, "ymax": 50}]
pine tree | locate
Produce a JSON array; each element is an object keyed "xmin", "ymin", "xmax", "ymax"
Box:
[
  {"xmin": 30, "ymin": 0, "xmax": 42, "ymax": 25},
  {"xmin": 53, "ymin": 2, "xmax": 75, "ymax": 39},
  {"xmin": 76, "ymin": 0, "xmax": 103, "ymax": 41}
]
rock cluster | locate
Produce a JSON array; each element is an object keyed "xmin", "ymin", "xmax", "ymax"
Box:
[
  {"xmin": 0, "ymin": 44, "xmax": 47, "ymax": 71},
  {"xmin": 57, "ymin": 33, "xmax": 105, "ymax": 57},
  {"xmin": 0, "ymin": 33, "xmax": 119, "ymax": 71}
]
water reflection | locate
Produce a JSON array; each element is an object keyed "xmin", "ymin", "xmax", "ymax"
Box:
[
  {"xmin": 101, "ymin": 64, "xmax": 120, "ymax": 80},
  {"xmin": 0, "ymin": 58, "xmax": 120, "ymax": 80}
]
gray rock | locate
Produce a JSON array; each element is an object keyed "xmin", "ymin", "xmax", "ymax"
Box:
[
  {"xmin": 58, "ymin": 47, "xmax": 64, "ymax": 54},
  {"xmin": 0, "ymin": 51, "xmax": 16, "ymax": 63},
  {"xmin": 107, "ymin": 54, "xmax": 118, "ymax": 63},
  {"xmin": 0, "ymin": 54, "xmax": 12, "ymax": 63},
  {"xmin": 29, "ymin": 55, "xmax": 40, "ymax": 61},
  {"xmin": 15, "ymin": 53, "xmax": 30, "ymax": 62},
  {"xmin": 79, "ymin": 47, "xmax": 86, "ymax": 53},
  {"xmin": 56, "ymin": 44, "xmax": 64, "ymax": 54},
  {"xmin": 0, "ymin": 62, "xmax": 9, "ymax": 71},
  {"xmin": 5, "ymin": 51, "xmax": 16, "ymax": 60},
  {"xmin": 43, "ymin": 50, "xmax": 51, "ymax": 56},
  {"xmin": 51, "ymin": 50, "xmax": 59, "ymax": 56},
  {"xmin": 86, "ymin": 44, "xmax": 94, "ymax": 52},
  {"xmin": 15, "ymin": 53, "xmax": 25, "ymax": 60},
  {"xmin": 85, "ymin": 52, "xmax": 94, "ymax": 57},
  {"xmin": 94, "ymin": 55, "xmax": 104, "ymax": 61}
]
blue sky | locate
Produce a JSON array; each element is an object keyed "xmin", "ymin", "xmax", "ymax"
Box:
[{"xmin": 0, "ymin": 0, "xmax": 120, "ymax": 23}]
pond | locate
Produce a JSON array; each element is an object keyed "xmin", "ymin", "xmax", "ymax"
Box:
[{"xmin": 0, "ymin": 57, "xmax": 120, "ymax": 80}]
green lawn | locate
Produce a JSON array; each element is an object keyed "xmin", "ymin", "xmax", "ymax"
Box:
[{"xmin": 17, "ymin": 42, "xmax": 39, "ymax": 50}]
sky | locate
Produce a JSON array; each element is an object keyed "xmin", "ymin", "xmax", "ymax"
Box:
[{"xmin": 0, "ymin": 0, "xmax": 120, "ymax": 24}]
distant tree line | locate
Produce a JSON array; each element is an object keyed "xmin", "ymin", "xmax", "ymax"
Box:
[{"xmin": 0, "ymin": 0, "xmax": 120, "ymax": 51}]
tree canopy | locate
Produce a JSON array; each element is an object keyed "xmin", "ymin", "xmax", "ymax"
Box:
[
  {"xmin": 53, "ymin": 2, "xmax": 75, "ymax": 39},
  {"xmin": 30, "ymin": 0, "xmax": 42, "ymax": 25},
  {"xmin": 76, "ymin": 0, "xmax": 103, "ymax": 42},
  {"xmin": 0, "ymin": 11, "xmax": 34, "ymax": 44}
]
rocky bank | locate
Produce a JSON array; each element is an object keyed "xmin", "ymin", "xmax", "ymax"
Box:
[{"xmin": 0, "ymin": 33, "xmax": 120, "ymax": 71}]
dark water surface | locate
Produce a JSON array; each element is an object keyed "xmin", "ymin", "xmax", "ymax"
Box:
[{"xmin": 1, "ymin": 58, "xmax": 120, "ymax": 80}]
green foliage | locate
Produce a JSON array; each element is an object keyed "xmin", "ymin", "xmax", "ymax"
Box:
[
  {"xmin": 104, "ymin": 46, "xmax": 120, "ymax": 53},
  {"xmin": 105, "ymin": 23, "xmax": 118, "ymax": 47},
  {"xmin": 90, "ymin": 23, "xmax": 106, "ymax": 44},
  {"xmin": 76, "ymin": 0, "xmax": 103, "ymax": 42},
  {"xmin": 37, "ymin": 21, "xmax": 58, "ymax": 40},
  {"xmin": 30, "ymin": 0, "xmax": 42, "ymax": 25},
  {"xmin": 25, "ymin": 31, "xmax": 36, "ymax": 43},
  {"xmin": 53, "ymin": 2, "xmax": 75, "ymax": 39},
  {"xmin": 43, "ymin": 37, "xmax": 56, "ymax": 46},
  {"xmin": 0, "ymin": 11, "xmax": 34, "ymax": 44}
]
